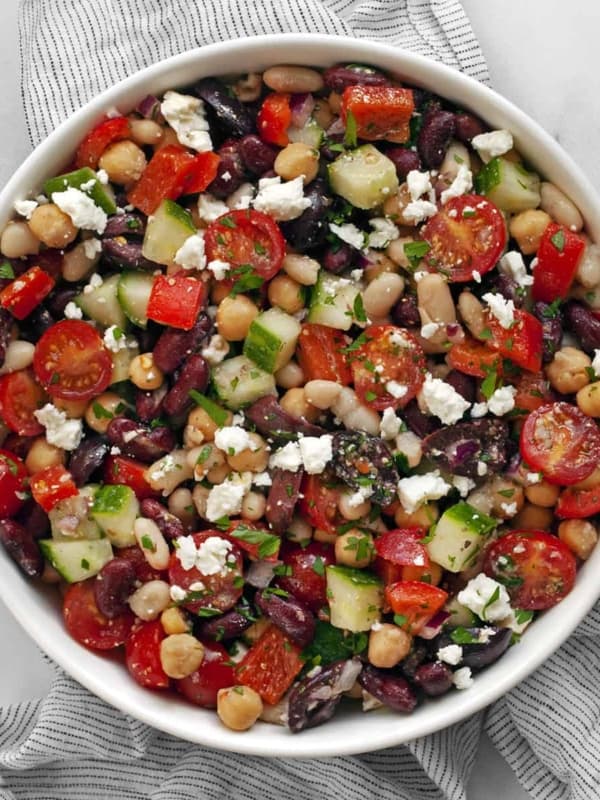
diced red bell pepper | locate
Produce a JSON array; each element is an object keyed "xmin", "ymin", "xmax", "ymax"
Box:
[
  {"xmin": 341, "ymin": 85, "xmax": 414, "ymax": 144},
  {"xmin": 257, "ymin": 93, "xmax": 292, "ymax": 147},
  {"xmin": 447, "ymin": 337, "xmax": 503, "ymax": 378},
  {"xmin": 30, "ymin": 465, "xmax": 78, "ymax": 512},
  {"xmin": 486, "ymin": 307, "xmax": 543, "ymax": 373},
  {"xmin": 384, "ymin": 580, "xmax": 448, "ymax": 634},
  {"xmin": 75, "ymin": 116, "xmax": 132, "ymax": 169},
  {"xmin": 556, "ymin": 485, "xmax": 600, "ymax": 519},
  {"xmin": 103, "ymin": 455, "xmax": 160, "ymax": 500},
  {"xmin": 146, "ymin": 273, "xmax": 207, "ymax": 331},
  {"xmin": 127, "ymin": 145, "xmax": 220, "ymax": 215},
  {"xmin": 532, "ymin": 223, "xmax": 585, "ymax": 303},
  {"xmin": 296, "ymin": 323, "xmax": 352, "ymax": 385},
  {"xmin": 236, "ymin": 624, "xmax": 303, "ymax": 704},
  {"xmin": 0, "ymin": 266, "xmax": 55, "ymax": 320}
]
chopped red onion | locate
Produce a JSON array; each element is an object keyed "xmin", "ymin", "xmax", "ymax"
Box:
[
  {"xmin": 136, "ymin": 94, "xmax": 161, "ymax": 120},
  {"xmin": 326, "ymin": 118, "xmax": 346, "ymax": 137},
  {"xmin": 419, "ymin": 610, "xmax": 451, "ymax": 640},
  {"xmin": 289, "ymin": 93, "xmax": 315, "ymax": 128},
  {"xmin": 246, "ymin": 559, "xmax": 280, "ymax": 589},
  {"xmin": 332, "ymin": 658, "xmax": 363, "ymax": 694}
]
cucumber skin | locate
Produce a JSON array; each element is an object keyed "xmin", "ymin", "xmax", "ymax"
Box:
[
  {"xmin": 117, "ymin": 270, "xmax": 155, "ymax": 328},
  {"xmin": 141, "ymin": 199, "xmax": 196, "ymax": 265},
  {"xmin": 212, "ymin": 355, "xmax": 277, "ymax": 411},
  {"xmin": 474, "ymin": 157, "xmax": 541, "ymax": 213},
  {"xmin": 243, "ymin": 308, "xmax": 301, "ymax": 373},
  {"xmin": 44, "ymin": 167, "xmax": 117, "ymax": 214},
  {"xmin": 75, "ymin": 273, "xmax": 128, "ymax": 329},
  {"xmin": 426, "ymin": 501, "xmax": 496, "ymax": 573},
  {"xmin": 308, "ymin": 272, "xmax": 360, "ymax": 331},
  {"xmin": 326, "ymin": 565, "xmax": 383, "ymax": 632},
  {"xmin": 91, "ymin": 485, "xmax": 139, "ymax": 548},
  {"xmin": 328, "ymin": 144, "xmax": 399, "ymax": 210},
  {"xmin": 39, "ymin": 538, "xmax": 113, "ymax": 583}
]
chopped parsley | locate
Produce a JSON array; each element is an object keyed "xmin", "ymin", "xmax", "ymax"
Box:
[
  {"xmin": 229, "ymin": 524, "xmax": 280, "ymax": 559},
  {"xmin": 344, "ymin": 109, "xmax": 358, "ymax": 149},
  {"xmin": 550, "ymin": 228, "xmax": 565, "ymax": 252},
  {"xmin": 403, "ymin": 240, "xmax": 431, "ymax": 270},
  {"xmin": 0, "ymin": 262, "xmax": 15, "ymax": 279},
  {"xmin": 353, "ymin": 293, "xmax": 368, "ymax": 323},
  {"xmin": 450, "ymin": 627, "xmax": 479, "ymax": 645}
]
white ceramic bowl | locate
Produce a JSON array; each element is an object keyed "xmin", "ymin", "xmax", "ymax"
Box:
[{"xmin": 2, "ymin": 34, "xmax": 600, "ymax": 758}]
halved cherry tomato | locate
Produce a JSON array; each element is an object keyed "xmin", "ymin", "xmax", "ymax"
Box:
[
  {"xmin": 296, "ymin": 323, "xmax": 352, "ymax": 385},
  {"xmin": 176, "ymin": 641, "xmax": 235, "ymax": 708},
  {"xmin": 0, "ymin": 266, "xmax": 55, "ymax": 320},
  {"xmin": 421, "ymin": 194, "xmax": 507, "ymax": 282},
  {"xmin": 103, "ymin": 455, "xmax": 160, "ymax": 500},
  {"xmin": 510, "ymin": 370, "xmax": 556, "ymax": 413},
  {"xmin": 75, "ymin": 116, "xmax": 131, "ymax": 169},
  {"xmin": 350, "ymin": 325, "xmax": 425, "ymax": 410},
  {"xmin": 532, "ymin": 223, "xmax": 585, "ymax": 303},
  {"xmin": 341, "ymin": 85, "xmax": 414, "ymax": 143},
  {"xmin": 484, "ymin": 530, "xmax": 576, "ymax": 610},
  {"xmin": 236, "ymin": 624, "xmax": 303, "ymax": 704},
  {"xmin": 30, "ymin": 465, "xmax": 78, "ymax": 512},
  {"xmin": 298, "ymin": 474, "xmax": 342, "ymax": 536},
  {"xmin": 485, "ymin": 307, "xmax": 543, "ymax": 373},
  {"xmin": 374, "ymin": 528, "xmax": 430, "ymax": 568},
  {"xmin": 0, "ymin": 369, "xmax": 46, "ymax": 436},
  {"xmin": 556, "ymin": 485, "xmax": 600, "ymax": 519},
  {"xmin": 125, "ymin": 619, "xmax": 169, "ymax": 688},
  {"xmin": 168, "ymin": 531, "xmax": 243, "ymax": 613},
  {"xmin": 520, "ymin": 402, "xmax": 600, "ymax": 485},
  {"xmin": 146, "ymin": 273, "xmax": 207, "ymax": 331},
  {"xmin": 257, "ymin": 93, "xmax": 292, "ymax": 147},
  {"xmin": 384, "ymin": 580, "xmax": 449, "ymax": 634},
  {"xmin": 63, "ymin": 579, "xmax": 134, "ymax": 651},
  {"xmin": 33, "ymin": 320, "xmax": 112, "ymax": 401},
  {"xmin": 204, "ymin": 209, "xmax": 285, "ymax": 283},
  {"xmin": 0, "ymin": 450, "xmax": 28, "ymax": 517},
  {"xmin": 447, "ymin": 337, "xmax": 502, "ymax": 378},
  {"xmin": 278, "ymin": 540, "xmax": 335, "ymax": 613}
]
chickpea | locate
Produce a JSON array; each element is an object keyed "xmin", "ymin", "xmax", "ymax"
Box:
[
  {"xmin": 159, "ymin": 633, "xmax": 204, "ymax": 679},
  {"xmin": 130, "ymin": 118, "xmax": 164, "ymax": 146},
  {"xmin": 227, "ymin": 433, "xmax": 269, "ymax": 473},
  {"xmin": 186, "ymin": 405, "xmax": 232, "ymax": 445},
  {"xmin": 558, "ymin": 519, "xmax": 598, "ymax": 560},
  {"xmin": 129, "ymin": 352, "xmax": 164, "ymax": 390},
  {"xmin": 395, "ymin": 502, "xmax": 439, "ymax": 529},
  {"xmin": 28, "ymin": 204, "xmax": 77, "ymax": 249},
  {"xmin": 128, "ymin": 580, "xmax": 171, "ymax": 620},
  {"xmin": 512, "ymin": 502, "xmax": 554, "ymax": 531},
  {"xmin": 267, "ymin": 274, "xmax": 305, "ymax": 314},
  {"xmin": 189, "ymin": 442, "xmax": 227, "ymax": 481},
  {"xmin": 577, "ymin": 381, "xmax": 600, "ymax": 417},
  {"xmin": 25, "ymin": 438, "xmax": 65, "ymax": 474},
  {"xmin": 313, "ymin": 527, "xmax": 337, "ymax": 544},
  {"xmin": 508, "ymin": 209, "xmax": 552, "ymax": 255},
  {"xmin": 546, "ymin": 347, "xmax": 591, "ymax": 395},
  {"xmin": 217, "ymin": 685, "xmax": 263, "ymax": 731},
  {"xmin": 0, "ymin": 221, "xmax": 39, "ymax": 258},
  {"xmin": 168, "ymin": 487, "xmax": 196, "ymax": 529},
  {"xmin": 335, "ymin": 529, "xmax": 374, "ymax": 568},
  {"xmin": 489, "ymin": 478, "xmax": 525, "ymax": 519},
  {"xmin": 368, "ymin": 624, "xmax": 412, "ymax": 669},
  {"xmin": 274, "ymin": 142, "xmax": 319, "ymax": 184},
  {"xmin": 161, "ymin": 606, "xmax": 191, "ymax": 635},
  {"xmin": 99, "ymin": 140, "xmax": 147, "ymax": 185},
  {"xmin": 274, "ymin": 360, "xmax": 304, "ymax": 389},
  {"xmin": 338, "ymin": 492, "xmax": 371, "ymax": 521},
  {"xmin": 241, "ymin": 491, "xmax": 267, "ymax": 521},
  {"xmin": 216, "ymin": 295, "xmax": 259, "ymax": 341},
  {"xmin": 62, "ymin": 240, "xmax": 100, "ymax": 282},
  {"xmin": 525, "ymin": 479, "xmax": 560, "ymax": 507},
  {"xmin": 279, "ymin": 388, "xmax": 319, "ymax": 422},
  {"xmin": 53, "ymin": 397, "xmax": 88, "ymax": 419},
  {"xmin": 84, "ymin": 391, "xmax": 125, "ymax": 433},
  {"xmin": 211, "ymin": 281, "xmax": 230, "ymax": 304}
]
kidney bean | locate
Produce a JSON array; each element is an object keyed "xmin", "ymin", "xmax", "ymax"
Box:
[
  {"xmin": 239, "ymin": 134, "xmax": 278, "ymax": 175},
  {"xmin": 444, "ymin": 370, "xmax": 476, "ymax": 403},
  {"xmin": 246, "ymin": 395, "xmax": 326, "ymax": 441},
  {"xmin": 139, "ymin": 498, "xmax": 185, "ymax": 540},
  {"xmin": 418, "ymin": 109, "xmax": 456, "ymax": 169},
  {"xmin": 0, "ymin": 519, "xmax": 43, "ymax": 578},
  {"xmin": 0, "ymin": 308, "xmax": 12, "ymax": 368},
  {"xmin": 391, "ymin": 293, "xmax": 421, "ymax": 328},
  {"xmin": 106, "ymin": 418, "xmax": 175, "ymax": 464},
  {"xmin": 197, "ymin": 608, "xmax": 253, "ymax": 641},
  {"xmin": 46, "ymin": 286, "xmax": 80, "ymax": 319},
  {"xmin": 322, "ymin": 64, "xmax": 389, "ymax": 93},
  {"xmin": 136, "ymin": 322, "xmax": 161, "ymax": 354},
  {"xmin": 423, "ymin": 418, "xmax": 509, "ymax": 478},
  {"xmin": 413, "ymin": 662, "xmax": 453, "ymax": 696},
  {"xmin": 208, "ymin": 139, "xmax": 247, "ymax": 198},
  {"xmin": 102, "ymin": 212, "xmax": 146, "ymax": 238},
  {"xmin": 280, "ymin": 179, "xmax": 331, "ymax": 251},
  {"xmin": 533, "ymin": 301, "xmax": 563, "ymax": 363},
  {"xmin": 402, "ymin": 399, "xmax": 441, "ymax": 439},
  {"xmin": 322, "ymin": 242, "xmax": 354, "ymax": 274},
  {"xmin": 385, "ymin": 147, "xmax": 421, "ymax": 181},
  {"xmin": 68, "ymin": 437, "xmax": 110, "ymax": 486},
  {"xmin": 163, "ymin": 354, "xmax": 209, "ymax": 417},
  {"xmin": 152, "ymin": 314, "xmax": 213, "ymax": 374},
  {"xmin": 195, "ymin": 77, "xmax": 255, "ymax": 137},
  {"xmin": 288, "ymin": 658, "xmax": 363, "ymax": 733},
  {"xmin": 358, "ymin": 664, "xmax": 418, "ymax": 713},
  {"xmin": 331, "ymin": 431, "xmax": 398, "ymax": 506},
  {"xmin": 94, "ymin": 558, "xmax": 137, "ymax": 619},
  {"xmin": 266, "ymin": 469, "xmax": 303, "ymax": 534},
  {"xmin": 255, "ymin": 589, "xmax": 315, "ymax": 648},
  {"xmin": 400, "ymin": 642, "xmax": 428, "ymax": 680},
  {"xmin": 454, "ymin": 112, "xmax": 486, "ymax": 144},
  {"xmin": 17, "ymin": 502, "xmax": 50, "ymax": 540},
  {"xmin": 102, "ymin": 238, "xmax": 158, "ymax": 271},
  {"xmin": 563, "ymin": 302, "xmax": 600, "ymax": 353},
  {"xmin": 436, "ymin": 627, "xmax": 512, "ymax": 671},
  {"xmin": 2, "ymin": 435, "xmax": 33, "ymax": 460},
  {"xmin": 136, "ymin": 385, "xmax": 168, "ymax": 423}
]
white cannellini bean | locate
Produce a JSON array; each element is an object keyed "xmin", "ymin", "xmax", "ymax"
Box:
[
  {"xmin": 439, "ymin": 140, "xmax": 471, "ymax": 181},
  {"xmin": 282, "ymin": 253, "xmax": 320, "ymax": 286},
  {"xmin": 62, "ymin": 239, "xmax": 101, "ymax": 282},
  {"xmin": 332, "ymin": 386, "xmax": 359, "ymax": 418},
  {"xmin": 128, "ymin": 580, "xmax": 171, "ymax": 621},
  {"xmin": 134, "ymin": 517, "xmax": 170, "ymax": 570},
  {"xmin": 304, "ymin": 379, "xmax": 343, "ymax": 409},
  {"xmin": 343, "ymin": 405, "xmax": 381, "ymax": 435},
  {"xmin": 192, "ymin": 484, "xmax": 210, "ymax": 518},
  {"xmin": 0, "ymin": 340, "xmax": 35, "ymax": 374},
  {"xmin": 395, "ymin": 431, "xmax": 423, "ymax": 468},
  {"xmin": 540, "ymin": 182, "xmax": 584, "ymax": 232},
  {"xmin": 362, "ymin": 272, "xmax": 405, "ymax": 320},
  {"xmin": 145, "ymin": 450, "xmax": 194, "ymax": 495},
  {"xmin": 417, "ymin": 273, "xmax": 456, "ymax": 326},
  {"xmin": 274, "ymin": 360, "xmax": 305, "ymax": 389},
  {"xmin": 576, "ymin": 243, "xmax": 600, "ymax": 289}
]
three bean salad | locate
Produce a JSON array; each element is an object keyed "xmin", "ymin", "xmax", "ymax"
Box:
[{"xmin": 0, "ymin": 61, "xmax": 599, "ymax": 734}]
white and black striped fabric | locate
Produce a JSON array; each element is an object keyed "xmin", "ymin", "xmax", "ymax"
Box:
[{"xmin": 4, "ymin": 2, "xmax": 597, "ymax": 798}]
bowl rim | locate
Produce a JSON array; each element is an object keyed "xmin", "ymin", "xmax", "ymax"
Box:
[{"xmin": 2, "ymin": 32, "xmax": 600, "ymax": 758}]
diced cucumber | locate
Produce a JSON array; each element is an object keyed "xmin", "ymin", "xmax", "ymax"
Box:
[
  {"xmin": 288, "ymin": 119, "xmax": 324, "ymax": 149},
  {"xmin": 117, "ymin": 271, "xmax": 155, "ymax": 328},
  {"xmin": 328, "ymin": 144, "xmax": 399, "ymax": 210},
  {"xmin": 44, "ymin": 167, "xmax": 117, "ymax": 214},
  {"xmin": 110, "ymin": 341, "xmax": 139, "ymax": 384},
  {"xmin": 91, "ymin": 484, "xmax": 139, "ymax": 548},
  {"xmin": 39, "ymin": 538, "xmax": 113, "ymax": 583},
  {"xmin": 474, "ymin": 157, "xmax": 541, "ymax": 213},
  {"xmin": 426, "ymin": 501, "xmax": 497, "ymax": 573},
  {"xmin": 308, "ymin": 272, "xmax": 361, "ymax": 330},
  {"xmin": 75, "ymin": 273, "xmax": 128, "ymax": 329},
  {"xmin": 326, "ymin": 565, "xmax": 383, "ymax": 632},
  {"xmin": 243, "ymin": 308, "xmax": 301, "ymax": 373},
  {"xmin": 49, "ymin": 489, "xmax": 101, "ymax": 541},
  {"xmin": 212, "ymin": 355, "xmax": 276, "ymax": 410},
  {"xmin": 445, "ymin": 596, "xmax": 477, "ymax": 627},
  {"xmin": 142, "ymin": 199, "xmax": 196, "ymax": 265}
]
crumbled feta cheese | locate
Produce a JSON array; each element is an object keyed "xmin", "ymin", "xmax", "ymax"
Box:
[
  {"xmin": 110, "ymin": 446, "xmax": 121, "ymax": 455},
  {"xmin": 471, "ymin": 129, "xmax": 513, "ymax": 163},
  {"xmin": 380, "ymin": 407, "xmax": 401, "ymax": 440},
  {"xmin": 329, "ymin": 222, "xmax": 365, "ymax": 250},
  {"xmin": 420, "ymin": 322, "xmax": 443, "ymax": 339},
  {"xmin": 201, "ymin": 334, "xmax": 229, "ymax": 366},
  {"xmin": 83, "ymin": 238, "xmax": 102, "ymax": 260},
  {"xmin": 452, "ymin": 666, "xmax": 474, "ymax": 690},
  {"xmin": 253, "ymin": 471, "xmax": 272, "ymax": 487},
  {"xmin": 103, "ymin": 325, "xmax": 128, "ymax": 353},
  {"xmin": 419, "ymin": 374, "xmax": 471, "ymax": 424},
  {"xmin": 160, "ymin": 90, "xmax": 212, "ymax": 152},
  {"xmin": 526, "ymin": 472, "xmax": 541, "ymax": 484},
  {"xmin": 389, "ymin": 329, "xmax": 412, "ymax": 347},
  {"xmin": 175, "ymin": 536, "xmax": 198, "ymax": 571},
  {"xmin": 368, "ymin": 217, "xmax": 400, "ymax": 249},
  {"xmin": 206, "ymin": 259, "xmax": 230, "ymax": 280},
  {"xmin": 370, "ymin": 621, "xmax": 383, "ymax": 632},
  {"xmin": 457, "ymin": 573, "xmax": 512, "ymax": 622},
  {"xmin": 402, "ymin": 199, "xmax": 438, "ymax": 224},
  {"xmin": 513, "ymin": 543, "xmax": 526, "ymax": 554},
  {"xmin": 174, "ymin": 233, "xmax": 206, "ymax": 271},
  {"xmin": 472, "ymin": 270, "xmax": 481, "ymax": 283},
  {"xmin": 397, "ymin": 470, "xmax": 451, "ymax": 514},
  {"xmin": 14, "ymin": 199, "xmax": 38, "ymax": 220},
  {"xmin": 471, "ymin": 402, "xmax": 488, "ymax": 418},
  {"xmin": 52, "ymin": 188, "xmax": 107, "ymax": 234},
  {"xmin": 253, "ymin": 176, "xmax": 311, "ymax": 221},
  {"xmin": 406, "ymin": 169, "xmax": 432, "ymax": 202},
  {"xmin": 79, "ymin": 177, "xmax": 97, "ymax": 192},
  {"xmin": 269, "ymin": 441, "xmax": 303, "ymax": 472},
  {"xmin": 487, "ymin": 385, "xmax": 516, "ymax": 416},
  {"xmin": 440, "ymin": 164, "xmax": 473, "ymax": 204},
  {"xmin": 205, "ymin": 481, "xmax": 247, "ymax": 521},
  {"xmin": 437, "ymin": 644, "xmax": 463, "ymax": 665},
  {"xmin": 148, "ymin": 454, "xmax": 176, "ymax": 483},
  {"xmin": 477, "ymin": 460, "xmax": 488, "ymax": 476},
  {"xmin": 500, "ymin": 501, "xmax": 518, "ymax": 516},
  {"xmin": 385, "ymin": 380, "xmax": 408, "ymax": 399},
  {"xmin": 350, "ymin": 269, "xmax": 364, "ymax": 282},
  {"xmin": 530, "ymin": 257, "xmax": 539, "ymax": 271},
  {"xmin": 197, "ymin": 193, "xmax": 229, "ymax": 223},
  {"xmin": 482, "ymin": 292, "xmax": 515, "ymax": 329},
  {"xmin": 453, "ymin": 475, "xmax": 476, "ymax": 497},
  {"xmin": 214, "ymin": 426, "xmax": 257, "ymax": 455},
  {"xmin": 299, "ymin": 435, "xmax": 333, "ymax": 475},
  {"xmin": 196, "ymin": 536, "xmax": 234, "ymax": 575},
  {"xmin": 499, "ymin": 251, "xmax": 534, "ymax": 287},
  {"xmin": 170, "ymin": 585, "xmax": 187, "ymax": 602},
  {"xmin": 592, "ymin": 349, "xmax": 600, "ymax": 376},
  {"xmin": 226, "ymin": 182, "xmax": 255, "ymax": 210},
  {"xmin": 33, "ymin": 403, "xmax": 83, "ymax": 451},
  {"xmin": 63, "ymin": 301, "xmax": 82, "ymax": 320},
  {"xmin": 97, "ymin": 169, "xmax": 109, "ymax": 185},
  {"xmin": 347, "ymin": 485, "xmax": 374, "ymax": 508}
]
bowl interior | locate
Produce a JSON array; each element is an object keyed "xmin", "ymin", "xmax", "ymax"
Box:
[{"xmin": 1, "ymin": 34, "xmax": 600, "ymax": 758}]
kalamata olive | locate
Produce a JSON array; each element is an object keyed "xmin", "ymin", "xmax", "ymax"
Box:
[
  {"xmin": 245, "ymin": 395, "xmax": 326, "ymax": 441},
  {"xmin": 319, "ymin": 134, "xmax": 344, "ymax": 163},
  {"xmin": 197, "ymin": 608, "xmax": 253, "ymax": 641},
  {"xmin": 102, "ymin": 238, "xmax": 159, "ymax": 271},
  {"xmin": 139, "ymin": 498, "xmax": 185, "ymax": 540},
  {"xmin": 278, "ymin": 541, "xmax": 335, "ymax": 613},
  {"xmin": 94, "ymin": 558, "xmax": 137, "ymax": 618},
  {"xmin": 454, "ymin": 112, "xmax": 486, "ymax": 144},
  {"xmin": 255, "ymin": 589, "xmax": 315, "ymax": 648},
  {"xmin": 239, "ymin": 134, "xmax": 278, "ymax": 175},
  {"xmin": 208, "ymin": 139, "xmax": 247, "ymax": 198},
  {"xmin": 135, "ymin": 385, "xmax": 168, "ymax": 423},
  {"xmin": 423, "ymin": 418, "xmax": 510, "ymax": 478},
  {"xmin": 194, "ymin": 77, "xmax": 255, "ymax": 137},
  {"xmin": 444, "ymin": 370, "xmax": 476, "ymax": 403},
  {"xmin": 418, "ymin": 109, "xmax": 456, "ymax": 168},
  {"xmin": 280, "ymin": 179, "xmax": 331, "ymax": 251},
  {"xmin": 563, "ymin": 302, "xmax": 600, "ymax": 353},
  {"xmin": 288, "ymin": 658, "xmax": 363, "ymax": 733},
  {"xmin": 2, "ymin": 435, "xmax": 33, "ymax": 461},
  {"xmin": 358, "ymin": 664, "xmax": 418, "ymax": 713},
  {"xmin": 435, "ymin": 627, "xmax": 513, "ymax": 671},
  {"xmin": 0, "ymin": 308, "xmax": 12, "ymax": 367},
  {"xmin": 413, "ymin": 662, "xmax": 453, "ymax": 696},
  {"xmin": 533, "ymin": 301, "xmax": 563, "ymax": 363},
  {"xmin": 106, "ymin": 417, "xmax": 175, "ymax": 463},
  {"xmin": 136, "ymin": 322, "xmax": 161, "ymax": 354},
  {"xmin": 488, "ymin": 272, "xmax": 524, "ymax": 308},
  {"xmin": 68, "ymin": 436, "xmax": 109, "ymax": 486},
  {"xmin": 152, "ymin": 313, "xmax": 213, "ymax": 374},
  {"xmin": 102, "ymin": 212, "xmax": 146, "ymax": 238},
  {"xmin": 266, "ymin": 469, "xmax": 303, "ymax": 534},
  {"xmin": 163, "ymin": 354, "xmax": 209, "ymax": 417},
  {"xmin": 19, "ymin": 306, "xmax": 55, "ymax": 341},
  {"xmin": 331, "ymin": 431, "xmax": 398, "ymax": 506},
  {"xmin": 0, "ymin": 519, "xmax": 43, "ymax": 578},
  {"xmin": 17, "ymin": 502, "xmax": 50, "ymax": 540},
  {"xmin": 385, "ymin": 147, "xmax": 421, "ymax": 181},
  {"xmin": 400, "ymin": 642, "xmax": 428, "ymax": 679},
  {"xmin": 401, "ymin": 399, "xmax": 441, "ymax": 439},
  {"xmin": 391, "ymin": 293, "xmax": 421, "ymax": 328},
  {"xmin": 322, "ymin": 64, "xmax": 389, "ymax": 93},
  {"xmin": 322, "ymin": 242, "xmax": 354, "ymax": 274},
  {"xmin": 45, "ymin": 286, "xmax": 79, "ymax": 319}
]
